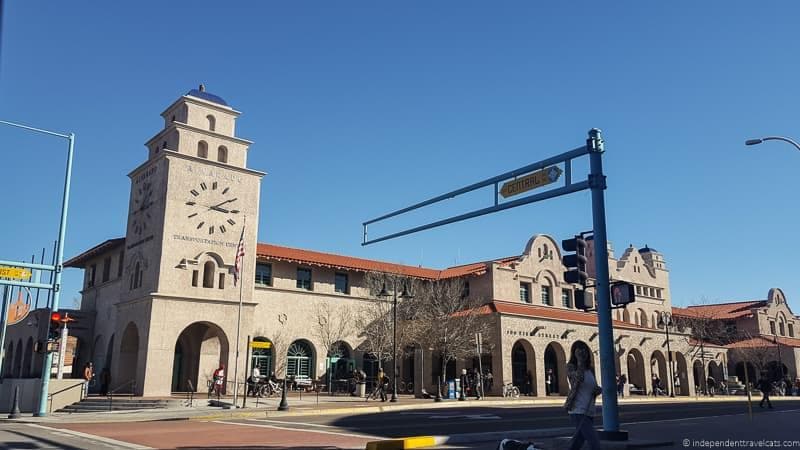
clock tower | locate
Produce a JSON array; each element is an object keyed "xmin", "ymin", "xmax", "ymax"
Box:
[{"xmin": 119, "ymin": 86, "xmax": 264, "ymax": 395}]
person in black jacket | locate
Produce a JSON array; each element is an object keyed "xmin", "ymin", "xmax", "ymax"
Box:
[{"xmin": 757, "ymin": 375, "xmax": 773, "ymax": 409}]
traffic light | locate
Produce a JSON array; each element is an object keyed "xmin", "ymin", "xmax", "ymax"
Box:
[
  {"xmin": 48, "ymin": 312, "xmax": 62, "ymax": 342},
  {"xmin": 562, "ymin": 235, "xmax": 588, "ymax": 285},
  {"xmin": 575, "ymin": 290, "xmax": 595, "ymax": 310},
  {"xmin": 610, "ymin": 282, "xmax": 636, "ymax": 307}
]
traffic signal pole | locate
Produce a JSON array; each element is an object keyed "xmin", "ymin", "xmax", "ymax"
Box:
[{"xmin": 587, "ymin": 129, "xmax": 625, "ymax": 439}]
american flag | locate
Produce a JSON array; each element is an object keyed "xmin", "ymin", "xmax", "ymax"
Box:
[{"xmin": 233, "ymin": 226, "xmax": 245, "ymax": 286}]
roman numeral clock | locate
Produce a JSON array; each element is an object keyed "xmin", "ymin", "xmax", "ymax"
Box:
[{"xmin": 185, "ymin": 181, "xmax": 240, "ymax": 235}]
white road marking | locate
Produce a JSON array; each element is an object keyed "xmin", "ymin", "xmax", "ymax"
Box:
[
  {"xmin": 621, "ymin": 408, "xmax": 800, "ymax": 426},
  {"xmin": 212, "ymin": 420, "xmax": 382, "ymax": 440},
  {"xmin": 247, "ymin": 418, "xmax": 336, "ymax": 428},
  {"xmin": 26, "ymin": 424, "xmax": 154, "ymax": 449}
]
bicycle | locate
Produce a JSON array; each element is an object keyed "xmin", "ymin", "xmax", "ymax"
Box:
[{"xmin": 502, "ymin": 383, "xmax": 520, "ymax": 398}]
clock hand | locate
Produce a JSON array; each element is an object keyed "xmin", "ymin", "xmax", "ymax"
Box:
[
  {"xmin": 210, "ymin": 206, "xmax": 230, "ymax": 214},
  {"xmin": 211, "ymin": 198, "xmax": 238, "ymax": 209}
]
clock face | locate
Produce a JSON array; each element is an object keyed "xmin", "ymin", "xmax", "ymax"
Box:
[
  {"xmin": 131, "ymin": 182, "xmax": 154, "ymax": 236},
  {"xmin": 185, "ymin": 181, "xmax": 240, "ymax": 235}
]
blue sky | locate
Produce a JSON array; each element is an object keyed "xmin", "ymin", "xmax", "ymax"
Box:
[{"xmin": 1, "ymin": 2, "xmax": 798, "ymax": 312}]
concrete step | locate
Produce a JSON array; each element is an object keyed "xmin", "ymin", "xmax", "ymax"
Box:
[{"xmin": 56, "ymin": 398, "xmax": 188, "ymax": 413}]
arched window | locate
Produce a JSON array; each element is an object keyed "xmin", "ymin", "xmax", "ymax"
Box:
[
  {"xmin": 779, "ymin": 320, "xmax": 786, "ymax": 336},
  {"xmin": 207, "ymin": 115, "xmax": 216, "ymax": 131},
  {"xmin": 287, "ymin": 340, "xmax": 314, "ymax": 378},
  {"xmin": 639, "ymin": 309, "xmax": 648, "ymax": 328},
  {"xmin": 217, "ymin": 146, "xmax": 228, "ymax": 163},
  {"xmin": 197, "ymin": 141, "xmax": 208, "ymax": 159},
  {"xmin": 203, "ymin": 261, "xmax": 215, "ymax": 288}
]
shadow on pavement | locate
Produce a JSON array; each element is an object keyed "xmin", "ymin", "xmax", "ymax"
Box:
[{"xmin": 3, "ymin": 429, "xmax": 84, "ymax": 450}]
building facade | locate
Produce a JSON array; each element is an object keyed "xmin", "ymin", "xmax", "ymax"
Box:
[{"xmin": 10, "ymin": 88, "xmax": 793, "ymax": 399}]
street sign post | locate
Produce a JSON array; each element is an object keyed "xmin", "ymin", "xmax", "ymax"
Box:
[
  {"xmin": 363, "ymin": 129, "xmax": 627, "ymax": 440},
  {"xmin": 500, "ymin": 166, "xmax": 563, "ymax": 198}
]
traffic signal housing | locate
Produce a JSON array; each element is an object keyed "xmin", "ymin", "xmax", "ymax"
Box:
[
  {"xmin": 562, "ymin": 235, "xmax": 588, "ymax": 286},
  {"xmin": 48, "ymin": 312, "xmax": 62, "ymax": 342},
  {"xmin": 610, "ymin": 282, "xmax": 636, "ymax": 307},
  {"xmin": 574, "ymin": 290, "xmax": 595, "ymax": 310}
]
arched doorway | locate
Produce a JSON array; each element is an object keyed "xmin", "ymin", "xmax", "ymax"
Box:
[
  {"xmin": 329, "ymin": 341, "xmax": 353, "ymax": 381},
  {"xmin": 401, "ymin": 345, "xmax": 416, "ymax": 387},
  {"xmin": 650, "ymin": 350, "xmax": 668, "ymax": 394},
  {"xmin": 13, "ymin": 339, "xmax": 23, "ymax": 377},
  {"xmin": 118, "ymin": 322, "xmax": 140, "ymax": 392},
  {"xmin": 23, "ymin": 338, "xmax": 33, "ymax": 378},
  {"xmin": 708, "ymin": 361, "xmax": 724, "ymax": 384},
  {"xmin": 766, "ymin": 361, "xmax": 788, "ymax": 382},
  {"xmin": 626, "ymin": 349, "xmax": 646, "ymax": 394},
  {"xmin": 675, "ymin": 352, "xmax": 689, "ymax": 395},
  {"xmin": 251, "ymin": 337, "xmax": 274, "ymax": 377},
  {"xmin": 511, "ymin": 342, "xmax": 527, "ymax": 394},
  {"xmin": 693, "ymin": 360, "xmax": 705, "ymax": 394},
  {"xmin": 172, "ymin": 322, "xmax": 230, "ymax": 393},
  {"xmin": 286, "ymin": 339, "xmax": 315, "ymax": 379},
  {"xmin": 544, "ymin": 342, "xmax": 567, "ymax": 395}
]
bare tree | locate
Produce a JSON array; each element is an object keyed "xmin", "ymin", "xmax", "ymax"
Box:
[
  {"xmin": 354, "ymin": 272, "xmax": 416, "ymax": 373},
  {"xmin": 406, "ymin": 277, "xmax": 493, "ymax": 395},
  {"xmin": 252, "ymin": 315, "xmax": 289, "ymax": 378},
  {"xmin": 314, "ymin": 303, "xmax": 354, "ymax": 392},
  {"xmin": 673, "ymin": 299, "xmax": 738, "ymax": 394}
]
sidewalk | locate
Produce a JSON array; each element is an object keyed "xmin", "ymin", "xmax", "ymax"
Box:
[{"xmin": 2, "ymin": 392, "xmax": 790, "ymax": 424}]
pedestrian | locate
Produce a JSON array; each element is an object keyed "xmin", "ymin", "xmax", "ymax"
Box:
[
  {"xmin": 485, "ymin": 371, "xmax": 494, "ymax": 392},
  {"xmin": 376, "ymin": 367, "xmax": 388, "ymax": 402},
  {"xmin": 545, "ymin": 369, "xmax": 553, "ymax": 396},
  {"xmin": 474, "ymin": 369, "xmax": 483, "ymax": 399},
  {"xmin": 212, "ymin": 363, "xmax": 225, "ymax": 398},
  {"xmin": 525, "ymin": 371, "xmax": 533, "ymax": 396},
  {"xmin": 564, "ymin": 342, "xmax": 602, "ymax": 450},
  {"xmin": 673, "ymin": 374, "xmax": 681, "ymax": 394},
  {"xmin": 757, "ymin": 374, "xmax": 773, "ymax": 409},
  {"xmin": 706, "ymin": 376, "xmax": 716, "ymax": 396},
  {"xmin": 617, "ymin": 374, "xmax": 626, "ymax": 398},
  {"xmin": 651, "ymin": 374, "xmax": 660, "ymax": 397},
  {"xmin": 99, "ymin": 367, "xmax": 111, "ymax": 396},
  {"xmin": 83, "ymin": 362, "xmax": 94, "ymax": 399}
]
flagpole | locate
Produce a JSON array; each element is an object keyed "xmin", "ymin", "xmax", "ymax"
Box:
[{"xmin": 232, "ymin": 216, "xmax": 246, "ymax": 408}]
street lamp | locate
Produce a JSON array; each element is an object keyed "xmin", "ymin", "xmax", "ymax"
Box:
[
  {"xmin": 657, "ymin": 312, "xmax": 676, "ymax": 398},
  {"xmin": 745, "ymin": 136, "xmax": 800, "ymax": 152},
  {"xmin": 0, "ymin": 120, "xmax": 74, "ymax": 417},
  {"xmin": 378, "ymin": 276, "xmax": 412, "ymax": 403}
]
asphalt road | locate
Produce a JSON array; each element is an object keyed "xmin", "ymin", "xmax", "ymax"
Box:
[
  {"xmin": 235, "ymin": 398, "xmax": 800, "ymax": 438},
  {"xmin": 3, "ymin": 398, "xmax": 799, "ymax": 449}
]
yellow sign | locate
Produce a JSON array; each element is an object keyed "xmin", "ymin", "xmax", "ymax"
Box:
[
  {"xmin": 0, "ymin": 267, "xmax": 32, "ymax": 280},
  {"xmin": 500, "ymin": 166, "xmax": 563, "ymax": 198},
  {"xmin": 250, "ymin": 341, "xmax": 272, "ymax": 349}
]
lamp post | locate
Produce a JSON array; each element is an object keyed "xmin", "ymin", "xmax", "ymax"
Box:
[
  {"xmin": 378, "ymin": 276, "xmax": 412, "ymax": 403},
  {"xmin": 657, "ymin": 312, "xmax": 676, "ymax": 397},
  {"xmin": 745, "ymin": 136, "xmax": 800, "ymax": 152},
  {"xmin": 0, "ymin": 120, "xmax": 74, "ymax": 417}
]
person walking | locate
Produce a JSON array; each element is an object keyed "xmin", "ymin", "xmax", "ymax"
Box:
[
  {"xmin": 82, "ymin": 362, "xmax": 94, "ymax": 399},
  {"xmin": 564, "ymin": 342, "xmax": 602, "ymax": 450},
  {"xmin": 757, "ymin": 375, "xmax": 773, "ymax": 409},
  {"xmin": 525, "ymin": 371, "xmax": 533, "ymax": 396},
  {"xmin": 617, "ymin": 374, "xmax": 626, "ymax": 398},
  {"xmin": 212, "ymin": 363, "xmax": 225, "ymax": 398},
  {"xmin": 376, "ymin": 367, "xmax": 388, "ymax": 402},
  {"xmin": 545, "ymin": 369, "xmax": 553, "ymax": 396},
  {"xmin": 651, "ymin": 374, "xmax": 661, "ymax": 397}
]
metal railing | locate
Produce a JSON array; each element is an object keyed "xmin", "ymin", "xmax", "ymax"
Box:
[
  {"xmin": 108, "ymin": 379, "xmax": 136, "ymax": 411},
  {"xmin": 47, "ymin": 381, "xmax": 85, "ymax": 413}
]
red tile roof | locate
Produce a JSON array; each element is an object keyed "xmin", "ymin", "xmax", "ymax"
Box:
[
  {"xmin": 671, "ymin": 300, "xmax": 767, "ymax": 320},
  {"xmin": 64, "ymin": 238, "xmax": 126, "ymax": 268},
  {"xmin": 481, "ymin": 300, "xmax": 655, "ymax": 332},
  {"xmin": 726, "ymin": 335, "xmax": 800, "ymax": 349},
  {"xmin": 256, "ymin": 243, "xmax": 509, "ymax": 279}
]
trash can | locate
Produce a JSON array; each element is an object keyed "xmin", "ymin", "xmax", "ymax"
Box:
[{"xmin": 355, "ymin": 382, "xmax": 366, "ymax": 397}]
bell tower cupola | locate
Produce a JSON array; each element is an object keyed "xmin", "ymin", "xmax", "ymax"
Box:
[{"xmin": 144, "ymin": 84, "xmax": 253, "ymax": 169}]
